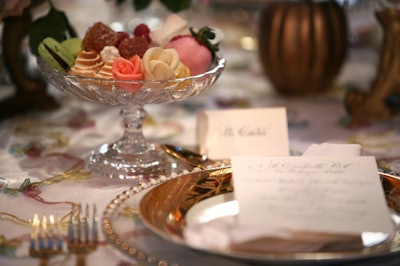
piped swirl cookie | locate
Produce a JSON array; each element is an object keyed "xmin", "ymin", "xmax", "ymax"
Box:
[
  {"xmin": 69, "ymin": 50, "xmax": 104, "ymax": 77},
  {"xmin": 95, "ymin": 60, "xmax": 114, "ymax": 79}
]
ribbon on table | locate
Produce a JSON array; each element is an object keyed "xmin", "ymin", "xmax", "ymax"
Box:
[{"xmin": 3, "ymin": 152, "xmax": 91, "ymax": 205}]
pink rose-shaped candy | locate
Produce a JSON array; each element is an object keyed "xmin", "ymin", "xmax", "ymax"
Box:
[{"xmin": 112, "ymin": 55, "xmax": 144, "ymax": 92}]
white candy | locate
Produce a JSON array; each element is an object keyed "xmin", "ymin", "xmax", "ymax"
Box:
[
  {"xmin": 142, "ymin": 47, "xmax": 180, "ymax": 80},
  {"xmin": 100, "ymin": 46, "xmax": 120, "ymax": 62},
  {"xmin": 149, "ymin": 14, "xmax": 189, "ymax": 47}
]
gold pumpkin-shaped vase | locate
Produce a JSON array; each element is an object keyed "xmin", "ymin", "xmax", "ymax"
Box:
[{"xmin": 258, "ymin": 0, "xmax": 348, "ymax": 95}]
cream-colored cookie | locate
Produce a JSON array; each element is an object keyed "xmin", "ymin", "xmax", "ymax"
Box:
[
  {"xmin": 95, "ymin": 59, "xmax": 114, "ymax": 79},
  {"xmin": 174, "ymin": 62, "xmax": 191, "ymax": 79},
  {"xmin": 142, "ymin": 47, "xmax": 180, "ymax": 80},
  {"xmin": 69, "ymin": 49, "xmax": 103, "ymax": 77}
]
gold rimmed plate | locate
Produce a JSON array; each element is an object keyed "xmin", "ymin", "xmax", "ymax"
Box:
[
  {"xmin": 103, "ymin": 167, "xmax": 249, "ymax": 266},
  {"xmin": 104, "ymin": 168, "xmax": 400, "ymax": 265}
]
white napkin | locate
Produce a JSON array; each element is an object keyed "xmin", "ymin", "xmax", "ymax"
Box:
[{"xmin": 184, "ymin": 143, "xmax": 364, "ymax": 253}]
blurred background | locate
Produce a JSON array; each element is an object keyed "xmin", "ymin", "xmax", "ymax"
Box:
[{"xmin": 0, "ymin": 0, "xmax": 388, "ymax": 108}]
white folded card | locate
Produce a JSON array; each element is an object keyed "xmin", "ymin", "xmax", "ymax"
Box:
[
  {"xmin": 302, "ymin": 143, "xmax": 362, "ymax": 156},
  {"xmin": 231, "ymin": 156, "xmax": 394, "ymax": 236},
  {"xmin": 197, "ymin": 108, "xmax": 289, "ymax": 160}
]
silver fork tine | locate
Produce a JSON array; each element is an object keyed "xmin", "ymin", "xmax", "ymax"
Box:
[
  {"xmin": 77, "ymin": 205, "xmax": 82, "ymax": 242},
  {"xmin": 68, "ymin": 204, "xmax": 98, "ymax": 266},
  {"xmin": 56, "ymin": 216, "xmax": 63, "ymax": 250},
  {"xmin": 92, "ymin": 204, "xmax": 98, "ymax": 244},
  {"xmin": 68, "ymin": 204, "xmax": 80, "ymax": 243},
  {"xmin": 84, "ymin": 204, "xmax": 89, "ymax": 242},
  {"xmin": 68, "ymin": 206, "xmax": 75, "ymax": 243}
]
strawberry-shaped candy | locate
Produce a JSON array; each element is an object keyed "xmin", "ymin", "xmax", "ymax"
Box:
[{"xmin": 165, "ymin": 26, "xmax": 219, "ymax": 75}]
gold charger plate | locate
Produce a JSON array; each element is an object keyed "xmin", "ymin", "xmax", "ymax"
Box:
[
  {"xmin": 104, "ymin": 167, "xmax": 400, "ymax": 265},
  {"xmin": 102, "ymin": 167, "xmax": 248, "ymax": 266}
]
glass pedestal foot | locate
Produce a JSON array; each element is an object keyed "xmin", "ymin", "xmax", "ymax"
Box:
[{"xmin": 89, "ymin": 143, "xmax": 170, "ymax": 180}]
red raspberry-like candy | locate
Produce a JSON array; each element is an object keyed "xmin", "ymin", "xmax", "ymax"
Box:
[
  {"xmin": 133, "ymin": 23, "xmax": 151, "ymax": 43},
  {"xmin": 118, "ymin": 36, "xmax": 150, "ymax": 59},
  {"xmin": 115, "ymin": 31, "xmax": 130, "ymax": 48}
]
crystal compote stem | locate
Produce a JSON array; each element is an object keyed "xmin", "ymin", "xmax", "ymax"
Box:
[
  {"xmin": 89, "ymin": 104, "xmax": 167, "ymax": 179},
  {"xmin": 119, "ymin": 105, "xmax": 148, "ymax": 153}
]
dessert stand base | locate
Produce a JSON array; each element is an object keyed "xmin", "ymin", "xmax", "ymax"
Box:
[
  {"xmin": 35, "ymin": 53, "xmax": 226, "ymax": 181},
  {"xmin": 89, "ymin": 143, "xmax": 171, "ymax": 180}
]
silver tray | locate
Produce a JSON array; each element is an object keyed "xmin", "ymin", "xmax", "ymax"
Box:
[{"xmin": 103, "ymin": 167, "xmax": 400, "ymax": 265}]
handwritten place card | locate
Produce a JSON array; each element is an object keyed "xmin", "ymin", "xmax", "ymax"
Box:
[
  {"xmin": 231, "ymin": 156, "xmax": 394, "ymax": 236},
  {"xmin": 197, "ymin": 108, "xmax": 289, "ymax": 160}
]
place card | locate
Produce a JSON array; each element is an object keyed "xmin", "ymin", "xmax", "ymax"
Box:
[
  {"xmin": 197, "ymin": 108, "xmax": 289, "ymax": 160},
  {"xmin": 231, "ymin": 156, "xmax": 394, "ymax": 236}
]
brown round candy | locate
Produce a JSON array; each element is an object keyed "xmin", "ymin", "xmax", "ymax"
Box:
[{"xmin": 82, "ymin": 22, "xmax": 119, "ymax": 54}]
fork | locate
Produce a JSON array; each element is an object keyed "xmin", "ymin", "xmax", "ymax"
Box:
[
  {"xmin": 29, "ymin": 213, "xmax": 63, "ymax": 266},
  {"xmin": 67, "ymin": 204, "xmax": 98, "ymax": 266}
]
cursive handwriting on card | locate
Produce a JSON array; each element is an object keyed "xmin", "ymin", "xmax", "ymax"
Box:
[
  {"xmin": 197, "ymin": 108, "xmax": 289, "ymax": 159},
  {"xmin": 217, "ymin": 123, "xmax": 271, "ymax": 138},
  {"xmin": 248, "ymin": 158, "xmax": 361, "ymax": 177},
  {"xmin": 232, "ymin": 156, "xmax": 394, "ymax": 235}
]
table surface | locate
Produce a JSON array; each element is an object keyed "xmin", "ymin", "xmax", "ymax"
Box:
[{"xmin": 1, "ymin": 1, "xmax": 400, "ymax": 266}]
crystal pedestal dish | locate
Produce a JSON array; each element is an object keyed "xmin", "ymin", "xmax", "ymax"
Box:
[{"xmin": 38, "ymin": 56, "xmax": 225, "ymax": 180}]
